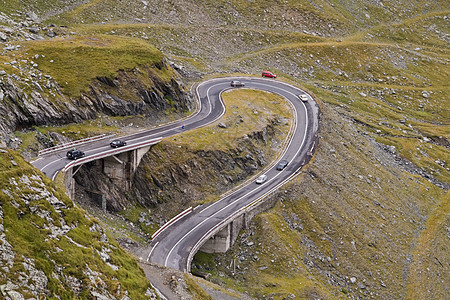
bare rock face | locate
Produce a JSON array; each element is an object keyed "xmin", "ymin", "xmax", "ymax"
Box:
[
  {"xmin": 0, "ymin": 65, "xmax": 192, "ymax": 146},
  {"xmin": 71, "ymin": 119, "xmax": 279, "ymax": 214}
]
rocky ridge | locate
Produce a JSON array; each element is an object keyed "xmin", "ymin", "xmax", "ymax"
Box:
[{"xmin": 0, "ymin": 56, "xmax": 192, "ymax": 149}]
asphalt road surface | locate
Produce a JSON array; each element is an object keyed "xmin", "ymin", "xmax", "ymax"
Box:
[
  {"xmin": 146, "ymin": 77, "xmax": 320, "ymax": 271},
  {"xmin": 32, "ymin": 77, "xmax": 320, "ymax": 272}
]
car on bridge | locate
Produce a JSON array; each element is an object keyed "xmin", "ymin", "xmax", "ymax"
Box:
[
  {"xmin": 230, "ymin": 80, "xmax": 245, "ymax": 87},
  {"xmin": 262, "ymin": 71, "xmax": 277, "ymax": 78},
  {"xmin": 255, "ymin": 174, "xmax": 268, "ymax": 184},
  {"xmin": 66, "ymin": 149, "xmax": 85, "ymax": 160},
  {"xmin": 110, "ymin": 139, "xmax": 127, "ymax": 148}
]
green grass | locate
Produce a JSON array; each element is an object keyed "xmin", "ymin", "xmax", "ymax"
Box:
[
  {"xmin": 355, "ymin": 10, "xmax": 450, "ymax": 48},
  {"xmin": 197, "ymin": 97, "xmax": 448, "ymax": 298},
  {"xmin": 118, "ymin": 204, "xmax": 158, "ymax": 236},
  {"xmin": 173, "ymin": 89, "xmax": 292, "ymax": 152},
  {"xmin": 0, "ymin": 149, "xmax": 152, "ymax": 298},
  {"xmin": 35, "ymin": 120, "xmax": 118, "ymax": 140},
  {"xmin": 184, "ymin": 274, "xmax": 214, "ymax": 300},
  {"xmin": 405, "ymin": 191, "xmax": 449, "ymax": 299},
  {"xmin": 245, "ymin": 38, "xmax": 449, "ymax": 185},
  {"xmin": 18, "ymin": 35, "xmax": 164, "ymax": 97},
  {"xmin": 2, "ymin": 1, "xmax": 449, "ymax": 299},
  {"xmin": 0, "ymin": 0, "xmax": 75, "ymax": 17}
]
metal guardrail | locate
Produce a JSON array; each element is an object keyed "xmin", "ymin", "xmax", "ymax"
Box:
[
  {"xmin": 151, "ymin": 207, "xmax": 193, "ymax": 240},
  {"xmin": 63, "ymin": 137, "xmax": 162, "ymax": 172},
  {"xmin": 185, "ymin": 135, "xmax": 319, "ymax": 272},
  {"xmin": 185, "ymin": 170, "xmax": 300, "ymax": 272},
  {"xmin": 38, "ymin": 134, "xmax": 116, "ymax": 156}
]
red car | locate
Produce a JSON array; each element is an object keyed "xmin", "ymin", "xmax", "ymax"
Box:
[{"xmin": 262, "ymin": 71, "xmax": 277, "ymax": 78}]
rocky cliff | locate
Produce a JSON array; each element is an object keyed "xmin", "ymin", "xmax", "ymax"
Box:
[
  {"xmin": 0, "ymin": 62, "xmax": 192, "ymax": 148},
  {"xmin": 72, "ymin": 119, "xmax": 281, "ymax": 215}
]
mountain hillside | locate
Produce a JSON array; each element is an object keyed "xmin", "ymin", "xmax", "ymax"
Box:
[
  {"xmin": 0, "ymin": 0, "xmax": 448, "ymax": 299},
  {"xmin": 0, "ymin": 149, "xmax": 156, "ymax": 299}
]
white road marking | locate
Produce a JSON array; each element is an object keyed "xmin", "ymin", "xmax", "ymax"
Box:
[
  {"xmin": 163, "ymin": 79, "xmax": 310, "ymax": 268},
  {"xmin": 147, "ymin": 241, "xmax": 159, "ymax": 262}
]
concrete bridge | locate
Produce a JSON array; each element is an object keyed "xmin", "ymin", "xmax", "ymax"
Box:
[
  {"xmin": 33, "ymin": 135, "xmax": 161, "ymax": 200},
  {"xmin": 33, "ymin": 76, "xmax": 320, "ymax": 271},
  {"xmin": 64, "ymin": 137, "xmax": 161, "ymax": 200}
]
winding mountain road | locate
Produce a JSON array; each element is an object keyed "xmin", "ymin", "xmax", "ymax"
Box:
[
  {"xmin": 33, "ymin": 76, "xmax": 320, "ymax": 272},
  {"xmin": 147, "ymin": 77, "xmax": 320, "ymax": 271}
]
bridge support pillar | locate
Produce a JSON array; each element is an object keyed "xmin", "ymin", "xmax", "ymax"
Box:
[
  {"xmin": 200, "ymin": 223, "xmax": 231, "ymax": 253},
  {"xmin": 64, "ymin": 167, "xmax": 75, "ymax": 200},
  {"xmin": 102, "ymin": 146, "xmax": 150, "ymax": 190},
  {"xmin": 199, "ymin": 215, "xmax": 245, "ymax": 253}
]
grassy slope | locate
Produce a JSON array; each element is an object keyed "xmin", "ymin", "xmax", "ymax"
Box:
[
  {"xmin": 196, "ymin": 105, "xmax": 448, "ymax": 299},
  {"xmin": 1, "ymin": 33, "xmax": 178, "ymax": 155},
  {"xmin": 7, "ymin": 34, "xmax": 165, "ymax": 97},
  {"xmin": 172, "ymin": 4, "xmax": 447, "ymax": 300},
  {"xmin": 174, "ymin": 89, "xmax": 292, "ymax": 152},
  {"xmin": 0, "ymin": 149, "xmax": 151, "ymax": 298},
  {"xmin": 213, "ymin": 9, "xmax": 448, "ymax": 300},
  {"xmin": 1, "ymin": 0, "xmax": 448, "ymax": 299}
]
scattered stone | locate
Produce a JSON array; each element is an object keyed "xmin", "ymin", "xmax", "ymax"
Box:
[
  {"xmin": 29, "ymin": 26, "xmax": 40, "ymax": 34},
  {"xmin": 386, "ymin": 145, "xmax": 396, "ymax": 154},
  {"xmin": 357, "ymin": 282, "xmax": 366, "ymax": 289},
  {"xmin": 350, "ymin": 277, "xmax": 356, "ymax": 284},
  {"xmin": 26, "ymin": 12, "xmax": 40, "ymax": 23},
  {"xmin": 218, "ymin": 122, "xmax": 227, "ymax": 128}
]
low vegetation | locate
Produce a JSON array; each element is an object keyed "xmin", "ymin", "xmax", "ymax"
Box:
[
  {"xmin": 18, "ymin": 35, "xmax": 165, "ymax": 97},
  {"xmin": 194, "ymin": 105, "xmax": 448, "ymax": 299},
  {"xmin": 173, "ymin": 89, "xmax": 292, "ymax": 152},
  {"xmin": 0, "ymin": 0, "xmax": 448, "ymax": 299},
  {"xmin": 0, "ymin": 149, "xmax": 153, "ymax": 298}
]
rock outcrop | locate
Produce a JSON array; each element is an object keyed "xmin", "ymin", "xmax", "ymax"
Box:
[
  {"xmin": 0, "ymin": 63, "xmax": 192, "ymax": 147},
  {"xmin": 71, "ymin": 119, "xmax": 280, "ymax": 215}
]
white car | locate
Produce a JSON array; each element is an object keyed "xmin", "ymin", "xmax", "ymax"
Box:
[
  {"xmin": 255, "ymin": 174, "xmax": 267, "ymax": 184},
  {"xmin": 299, "ymin": 94, "xmax": 308, "ymax": 102}
]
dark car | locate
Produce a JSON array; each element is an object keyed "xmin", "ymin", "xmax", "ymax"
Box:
[
  {"xmin": 66, "ymin": 149, "xmax": 85, "ymax": 160},
  {"xmin": 110, "ymin": 139, "xmax": 127, "ymax": 148},
  {"xmin": 262, "ymin": 71, "xmax": 277, "ymax": 78},
  {"xmin": 276, "ymin": 160, "xmax": 289, "ymax": 170},
  {"xmin": 230, "ymin": 80, "xmax": 245, "ymax": 87}
]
